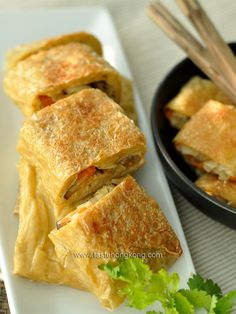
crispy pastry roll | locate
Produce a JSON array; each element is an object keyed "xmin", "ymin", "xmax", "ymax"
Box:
[
  {"xmin": 165, "ymin": 76, "xmax": 231, "ymax": 129},
  {"xmin": 6, "ymin": 31, "xmax": 103, "ymax": 70},
  {"xmin": 49, "ymin": 176, "xmax": 182, "ymax": 310},
  {"xmin": 4, "ymin": 42, "xmax": 121, "ymax": 116},
  {"xmin": 18, "ymin": 89, "xmax": 146, "ymax": 205},
  {"xmin": 196, "ymin": 174, "xmax": 236, "ymax": 207},
  {"xmin": 174, "ymin": 100, "xmax": 236, "ymax": 181},
  {"xmin": 14, "ymin": 158, "xmax": 85, "ymax": 288}
]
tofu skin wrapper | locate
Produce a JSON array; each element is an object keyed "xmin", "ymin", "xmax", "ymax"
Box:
[
  {"xmin": 165, "ymin": 76, "xmax": 231, "ymax": 129},
  {"xmin": 6, "ymin": 31, "xmax": 103, "ymax": 70},
  {"xmin": 119, "ymin": 75, "xmax": 138, "ymax": 124},
  {"xmin": 196, "ymin": 173, "xmax": 236, "ymax": 207},
  {"xmin": 174, "ymin": 100, "xmax": 236, "ymax": 181},
  {"xmin": 18, "ymin": 88, "xmax": 146, "ymax": 206},
  {"xmin": 4, "ymin": 42, "xmax": 121, "ymax": 117},
  {"xmin": 14, "ymin": 158, "xmax": 87, "ymax": 289},
  {"xmin": 49, "ymin": 176, "xmax": 182, "ymax": 310}
]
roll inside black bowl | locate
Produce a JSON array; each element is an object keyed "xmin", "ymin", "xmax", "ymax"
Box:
[{"xmin": 151, "ymin": 43, "xmax": 236, "ymax": 229}]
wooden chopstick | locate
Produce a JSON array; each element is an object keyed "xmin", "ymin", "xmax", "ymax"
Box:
[
  {"xmin": 176, "ymin": 0, "xmax": 236, "ymax": 91},
  {"xmin": 147, "ymin": 1, "xmax": 236, "ymax": 104}
]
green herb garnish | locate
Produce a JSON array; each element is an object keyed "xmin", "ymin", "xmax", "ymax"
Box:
[{"xmin": 99, "ymin": 258, "xmax": 236, "ymax": 314}]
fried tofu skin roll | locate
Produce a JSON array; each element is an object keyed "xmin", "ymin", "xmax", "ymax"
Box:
[
  {"xmin": 165, "ymin": 76, "xmax": 231, "ymax": 129},
  {"xmin": 18, "ymin": 89, "xmax": 146, "ymax": 206},
  {"xmin": 174, "ymin": 100, "xmax": 236, "ymax": 181},
  {"xmin": 14, "ymin": 158, "xmax": 86, "ymax": 289},
  {"xmin": 6, "ymin": 31, "xmax": 103, "ymax": 70},
  {"xmin": 4, "ymin": 42, "xmax": 121, "ymax": 116},
  {"xmin": 196, "ymin": 174, "xmax": 236, "ymax": 207},
  {"xmin": 49, "ymin": 176, "xmax": 182, "ymax": 310}
]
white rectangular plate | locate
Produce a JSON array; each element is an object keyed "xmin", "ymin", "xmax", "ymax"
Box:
[{"xmin": 0, "ymin": 7, "xmax": 195, "ymax": 314}]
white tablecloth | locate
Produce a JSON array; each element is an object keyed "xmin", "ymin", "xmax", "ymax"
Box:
[{"xmin": 0, "ymin": 0, "xmax": 235, "ymax": 295}]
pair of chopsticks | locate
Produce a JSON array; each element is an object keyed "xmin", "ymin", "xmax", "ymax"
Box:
[{"xmin": 147, "ymin": 0, "xmax": 236, "ymax": 105}]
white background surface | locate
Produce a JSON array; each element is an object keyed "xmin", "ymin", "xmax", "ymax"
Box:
[{"xmin": 0, "ymin": 0, "xmax": 235, "ymax": 310}]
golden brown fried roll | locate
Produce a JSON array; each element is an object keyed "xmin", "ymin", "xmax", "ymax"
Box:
[
  {"xmin": 174, "ymin": 100, "xmax": 236, "ymax": 181},
  {"xmin": 4, "ymin": 42, "xmax": 121, "ymax": 116},
  {"xmin": 18, "ymin": 89, "xmax": 146, "ymax": 206},
  {"xmin": 165, "ymin": 76, "xmax": 231, "ymax": 129},
  {"xmin": 120, "ymin": 75, "xmax": 138, "ymax": 124},
  {"xmin": 14, "ymin": 158, "xmax": 85, "ymax": 288},
  {"xmin": 6, "ymin": 31, "xmax": 103, "ymax": 70},
  {"xmin": 196, "ymin": 173, "xmax": 236, "ymax": 207},
  {"xmin": 49, "ymin": 176, "xmax": 182, "ymax": 310}
]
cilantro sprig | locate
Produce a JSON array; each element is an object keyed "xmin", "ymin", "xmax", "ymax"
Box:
[{"xmin": 99, "ymin": 258, "xmax": 236, "ymax": 314}]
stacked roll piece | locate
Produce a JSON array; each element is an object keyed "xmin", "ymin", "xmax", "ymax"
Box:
[{"xmin": 165, "ymin": 76, "xmax": 236, "ymax": 209}]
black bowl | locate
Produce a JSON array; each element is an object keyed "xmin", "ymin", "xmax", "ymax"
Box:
[{"xmin": 151, "ymin": 43, "xmax": 236, "ymax": 229}]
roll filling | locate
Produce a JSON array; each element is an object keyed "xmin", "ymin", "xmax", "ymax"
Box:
[
  {"xmin": 38, "ymin": 80, "xmax": 116, "ymax": 109},
  {"xmin": 64, "ymin": 154, "xmax": 142, "ymax": 200}
]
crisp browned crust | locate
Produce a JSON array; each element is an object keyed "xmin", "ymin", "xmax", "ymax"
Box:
[
  {"xmin": 49, "ymin": 175, "xmax": 182, "ymax": 310},
  {"xmin": 6, "ymin": 31, "xmax": 103, "ymax": 70},
  {"xmin": 165, "ymin": 76, "xmax": 231, "ymax": 118},
  {"xmin": 4, "ymin": 42, "xmax": 121, "ymax": 116},
  {"xmin": 18, "ymin": 89, "xmax": 146, "ymax": 205},
  {"xmin": 174, "ymin": 100, "xmax": 236, "ymax": 178},
  {"xmin": 58, "ymin": 175, "xmax": 182, "ymax": 256},
  {"xmin": 196, "ymin": 173, "xmax": 236, "ymax": 207}
]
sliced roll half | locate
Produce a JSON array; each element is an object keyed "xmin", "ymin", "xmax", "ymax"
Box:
[
  {"xmin": 165, "ymin": 76, "xmax": 230, "ymax": 129},
  {"xmin": 18, "ymin": 88, "xmax": 146, "ymax": 206},
  {"xmin": 49, "ymin": 175, "xmax": 183, "ymax": 310},
  {"xmin": 4, "ymin": 42, "xmax": 121, "ymax": 116},
  {"xmin": 174, "ymin": 100, "xmax": 236, "ymax": 181}
]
